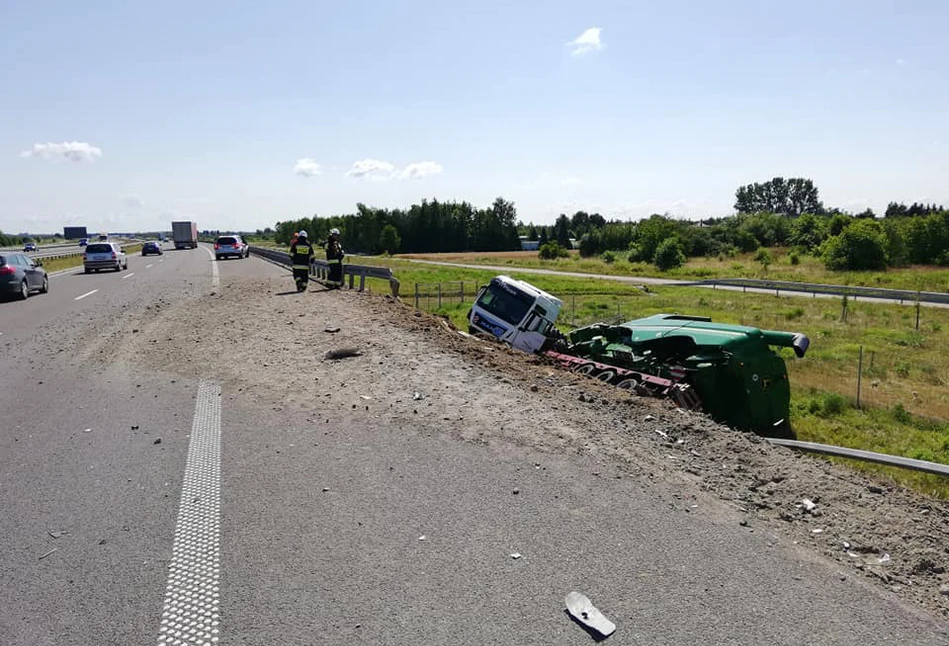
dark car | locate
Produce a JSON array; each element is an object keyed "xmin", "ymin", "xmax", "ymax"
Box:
[
  {"xmin": 79, "ymin": 238, "xmax": 89, "ymax": 247},
  {"xmin": 0, "ymin": 253, "xmax": 48, "ymax": 300},
  {"xmin": 142, "ymin": 240, "xmax": 163, "ymax": 256},
  {"xmin": 214, "ymin": 235, "xmax": 248, "ymax": 260},
  {"xmin": 23, "ymin": 242, "xmax": 37, "ymax": 252}
]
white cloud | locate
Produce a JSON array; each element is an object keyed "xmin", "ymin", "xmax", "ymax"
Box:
[
  {"xmin": 567, "ymin": 28, "xmax": 603, "ymax": 56},
  {"xmin": 293, "ymin": 158, "xmax": 322, "ymax": 177},
  {"xmin": 561, "ymin": 177, "xmax": 584, "ymax": 186},
  {"xmin": 400, "ymin": 161, "xmax": 443, "ymax": 180},
  {"xmin": 347, "ymin": 158, "xmax": 396, "ymax": 179},
  {"xmin": 122, "ymin": 194, "xmax": 144, "ymax": 209},
  {"xmin": 20, "ymin": 141, "xmax": 102, "ymax": 162}
]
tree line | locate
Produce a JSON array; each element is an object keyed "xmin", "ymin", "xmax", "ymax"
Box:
[{"xmin": 273, "ymin": 197, "xmax": 520, "ymax": 255}]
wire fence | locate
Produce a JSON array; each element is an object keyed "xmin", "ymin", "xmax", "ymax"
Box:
[{"xmin": 412, "ymin": 282, "xmax": 647, "ymax": 328}]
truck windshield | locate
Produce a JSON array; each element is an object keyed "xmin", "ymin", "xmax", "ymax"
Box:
[{"xmin": 477, "ymin": 282, "xmax": 534, "ymax": 326}]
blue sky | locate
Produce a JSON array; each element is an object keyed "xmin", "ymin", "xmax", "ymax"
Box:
[{"xmin": 1, "ymin": 0, "xmax": 947, "ymax": 234}]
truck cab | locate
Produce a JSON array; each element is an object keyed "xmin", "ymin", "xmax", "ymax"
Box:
[{"xmin": 467, "ymin": 275, "xmax": 563, "ymax": 353}]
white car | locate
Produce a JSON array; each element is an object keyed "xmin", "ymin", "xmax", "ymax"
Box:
[{"xmin": 83, "ymin": 242, "xmax": 128, "ymax": 273}]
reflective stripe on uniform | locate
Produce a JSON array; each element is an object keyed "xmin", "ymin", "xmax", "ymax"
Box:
[{"xmin": 292, "ymin": 264, "xmax": 310, "ymax": 270}]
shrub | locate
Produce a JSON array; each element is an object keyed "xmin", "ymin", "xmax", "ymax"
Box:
[
  {"xmin": 754, "ymin": 248, "xmax": 773, "ymax": 269},
  {"xmin": 788, "ymin": 251, "xmax": 800, "ymax": 265},
  {"xmin": 653, "ymin": 238, "xmax": 686, "ymax": 271},
  {"xmin": 538, "ymin": 242, "xmax": 569, "ymax": 260},
  {"xmin": 601, "ymin": 250, "xmax": 616, "ymax": 264}
]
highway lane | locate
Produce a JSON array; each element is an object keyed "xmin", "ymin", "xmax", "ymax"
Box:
[
  {"xmin": 0, "ymin": 245, "xmax": 286, "ymax": 644},
  {"xmin": 4, "ymin": 249, "xmax": 949, "ymax": 644}
]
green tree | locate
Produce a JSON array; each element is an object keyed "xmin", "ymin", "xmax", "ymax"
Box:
[
  {"xmin": 578, "ymin": 231, "xmax": 601, "ymax": 257},
  {"xmin": 821, "ymin": 219, "xmax": 888, "ymax": 270},
  {"xmin": 788, "ymin": 213, "xmax": 826, "ymax": 251},
  {"xmin": 633, "ymin": 215, "xmax": 681, "ymax": 263},
  {"xmin": 379, "ymin": 224, "xmax": 401, "ymax": 254},
  {"xmin": 527, "ymin": 224, "xmax": 538, "ymax": 241},
  {"xmin": 653, "ymin": 238, "xmax": 686, "ymax": 271},
  {"xmin": 538, "ymin": 226, "xmax": 549, "ymax": 246},
  {"xmin": 734, "ymin": 177, "xmax": 824, "ymax": 216},
  {"xmin": 554, "ymin": 214, "xmax": 572, "ymax": 248}
]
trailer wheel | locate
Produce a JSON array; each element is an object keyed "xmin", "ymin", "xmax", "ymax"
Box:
[
  {"xmin": 594, "ymin": 370, "xmax": 616, "ymax": 384},
  {"xmin": 616, "ymin": 378, "xmax": 638, "ymax": 391},
  {"xmin": 573, "ymin": 363, "xmax": 597, "ymax": 376}
]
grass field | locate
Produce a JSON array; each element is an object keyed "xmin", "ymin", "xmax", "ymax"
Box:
[
  {"xmin": 396, "ymin": 248, "xmax": 949, "ymax": 293},
  {"xmin": 331, "ymin": 251, "xmax": 949, "ymax": 498}
]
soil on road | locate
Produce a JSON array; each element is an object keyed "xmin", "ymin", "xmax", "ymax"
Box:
[{"xmin": 101, "ymin": 274, "xmax": 949, "ymax": 624}]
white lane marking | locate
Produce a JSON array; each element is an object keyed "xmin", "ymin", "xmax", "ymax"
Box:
[
  {"xmin": 146, "ymin": 263, "xmax": 154, "ymax": 269},
  {"xmin": 123, "ymin": 272, "xmax": 135, "ymax": 280},
  {"xmin": 157, "ymin": 379, "xmax": 222, "ymax": 646},
  {"xmin": 201, "ymin": 246, "xmax": 220, "ymax": 290},
  {"xmin": 74, "ymin": 289, "xmax": 98, "ymax": 300},
  {"xmin": 159, "ymin": 258, "xmax": 165, "ymax": 262}
]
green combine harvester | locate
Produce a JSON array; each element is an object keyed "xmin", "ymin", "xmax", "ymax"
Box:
[
  {"xmin": 467, "ymin": 275, "xmax": 810, "ymax": 438},
  {"xmin": 547, "ymin": 314, "xmax": 809, "ymax": 438}
]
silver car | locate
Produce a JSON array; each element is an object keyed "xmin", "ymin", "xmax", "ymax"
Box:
[
  {"xmin": 83, "ymin": 242, "xmax": 128, "ymax": 272},
  {"xmin": 214, "ymin": 235, "xmax": 248, "ymax": 260}
]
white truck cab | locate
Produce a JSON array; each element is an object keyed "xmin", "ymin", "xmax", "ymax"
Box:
[{"xmin": 467, "ymin": 275, "xmax": 563, "ymax": 353}]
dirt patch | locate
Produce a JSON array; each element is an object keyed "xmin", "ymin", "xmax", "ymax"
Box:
[{"xmin": 109, "ymin": 275, "xmax": 949, "ymax": 621}]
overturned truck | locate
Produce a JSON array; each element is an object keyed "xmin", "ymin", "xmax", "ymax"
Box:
[{"xmin": 467, "ymin": 275, "xmax": 810, "ymax": 438}]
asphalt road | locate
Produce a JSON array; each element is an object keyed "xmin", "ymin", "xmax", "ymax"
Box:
[{"xmin": 2, "ymin": 246, "xmax": 948, "ymax": 645}]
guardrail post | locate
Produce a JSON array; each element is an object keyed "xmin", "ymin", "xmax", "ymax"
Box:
[
  {"xmin": 358, "ymin": 268, "xmax": 367, "ymax": 292},
  {"xmin": 414, "ymin": 283, "xmax": 420, "ymax": 309}
]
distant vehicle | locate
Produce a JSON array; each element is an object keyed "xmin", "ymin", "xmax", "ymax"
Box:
[
  {"xmin": 83, "ymin": 242, "xmax": 128, "ymax": 273},
  {"xmin": 0, "ymin": 252, "xmax": 48, "ymax": 300},
  {"xmin": 141, "ymin": 241, "xmax": 163, "ymax": 256},
  {"xmin": 79, "ymin": 238, "xmax": 89, "ymax": 247},
  {"xmin": 23, "ymin": 242, "xmax": 37, "ymax": 252},
  {"xmin": 171, "ymin": 221, "xmax": 199, "ymax": 249},
  {"xmin": 98, "ymin": 234, "xmax": 109, "ymax": 242},
  {"xmin": 214, "ymin": 235, "xmax": 248, "ymax": 260}
]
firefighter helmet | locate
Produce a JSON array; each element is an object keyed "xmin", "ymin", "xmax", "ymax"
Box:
[
  {"xmin": 330, "ymin": 228, "xmax": 340, "ymax": 236},
  {"xmin": 298, "ymin": 230, "xmax": 308, "ymax": 239}
]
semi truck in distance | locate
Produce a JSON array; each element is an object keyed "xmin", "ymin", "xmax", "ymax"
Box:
[{"xmin": 172, "ymin": 221, "xmax": 199, "ymax": 249}]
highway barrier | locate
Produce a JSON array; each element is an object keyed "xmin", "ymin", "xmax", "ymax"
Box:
[
  {"xmin": 249, "ymin": 246, "xmax": 400, "ymax": 296},
  {"xmin": 691, "ymin": 277, "xmax": 949, "ymax": 306}
]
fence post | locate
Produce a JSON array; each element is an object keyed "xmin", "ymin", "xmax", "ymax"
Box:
[
  {"xmin": 414, "ymin": 283, "xmax": 420, "ymax": 309},
  {"xmin": 572, "ymin": 294, "xmax": 577, "ymax": 326},
  {"xmin": 460, "ymin": 282, "xmax": 464, "ymax": 304},
  {"xmin": 916, "ymin": 291, "xmax": 921, "ymax": 331},
  {"xmin": 856, "ymin": 345, "xmax": 864, "ymax": 409},
  {"xmin": 437, "ymin": 283, "xmax": 442, "ymax": 309}
]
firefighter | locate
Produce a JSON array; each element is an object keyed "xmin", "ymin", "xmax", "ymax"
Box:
[
  {"xmin": 325, "ymin": 228, "xmax": 344, "ymax": 289},
  {"xmin": 289, "ymin": 230, "xmax": 314, "ymax": 291}
]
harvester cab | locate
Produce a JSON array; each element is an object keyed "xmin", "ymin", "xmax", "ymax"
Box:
[{"xmin": 467, "ymin": 275, "xmax": 563, "ymax": 354}]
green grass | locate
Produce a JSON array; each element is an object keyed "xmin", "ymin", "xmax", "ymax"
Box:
[{"xmin": 353, "ymin": 256, "xmax": 949, "ymax": 498}]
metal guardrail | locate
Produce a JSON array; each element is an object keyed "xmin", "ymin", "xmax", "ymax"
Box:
[
  {"xmin": 693, "ymin": 277, "xmax": 949, "ymax": 306},
  {"xmin": 249, "ymin": 246, "xmax": 401, "ymax": 296},
  {"xmin": 767, "ymin": 438, "xmax": 949, "ymax": 477}
]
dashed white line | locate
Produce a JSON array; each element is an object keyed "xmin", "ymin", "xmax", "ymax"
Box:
[
  {"xmin": 157, "ymin": 379, "xmax": 222, "ymax": 646},
  {"xmin": 146, "ymin": 264, "xmax": 154, "ymax": 269},
  {"xmin": 74, "ymin": 289, "xmax": 98, "ymax": 300},
  {"xmin": 201, "ymin": 246, "xmax": 220, "ymax": 290},
  {"xmin": 123, "ymin": 272, "xmax": 135, "ymax": 279}
]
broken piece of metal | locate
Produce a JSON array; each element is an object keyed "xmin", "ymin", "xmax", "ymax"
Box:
[{"xmin": 565, "ymin": 591, "xmax": 616, "ymax": 638}]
